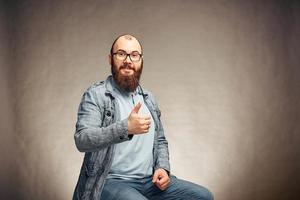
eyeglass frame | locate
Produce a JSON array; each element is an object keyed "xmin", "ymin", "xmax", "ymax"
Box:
[{"xmin": 111, "ymin": 49, "xmax": 143, "ymax": 62}]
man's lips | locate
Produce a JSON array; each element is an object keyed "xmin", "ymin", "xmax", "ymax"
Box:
[
  {"xmin": 120, "ymin": 65, "xmax": 134, "ymax": 70},
  {"xmin": 120, "ymin": 67, "xmax": 134, "ymax": 74},
  {"xmin": 120, "ymin": 66, "xmax": 134, "ymax": 71}
]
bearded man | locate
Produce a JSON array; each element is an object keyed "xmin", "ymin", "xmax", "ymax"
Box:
[{"xmin": 73, "ymin": 34, "xmax": 213, "ymax": 200}]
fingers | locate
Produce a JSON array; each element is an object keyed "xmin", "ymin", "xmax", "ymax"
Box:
[
  {"xmin": 137, "ymin": 116, "xmax": 150, "ymax": 122},
  {"xmin": 142, "ymin": 116, "xmax": 151, "ymax": 121},
  {"xmin": 152, "ymin": 171, "xmax": 159, "ymax": 183},
  {"xmin": 141, "ymin": 124, "xmax": 150, "ymax": 133},
  {"xmin": 128, "ymin": 102, "xmax": 152, "ymax": 135},
  {"xmin": 155, "ymin": 176, "xmax": 170, "ymax": 190},
  {"xmin": 158, "ymin": 175, "xmax": 170, "ymax": 187},
  {"xmin": 140, "ymin": 118, "xmax": 151, "ymax": 133},
  {"xmin": 131, "ymin": 121, "xmax": 150, "ymax": 134},
  {"xmin": 142, "ymin": 120, "xmax": 151, "ymax": 126},
  {"xmin": 152, "ymin": 169, "xmax": 170, "ymax": 190},
  {"xmin": 131, "ymin": 102, "xmax": 142, "ymax": 114},
  {"xmin": 160, "ymin": 180, "xmax": 170, "ymax": 190}
]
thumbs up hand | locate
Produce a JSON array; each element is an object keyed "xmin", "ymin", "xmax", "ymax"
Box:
[{"xmin": 128, "ymin": 102, "xmax": 151, "ymax": 135}]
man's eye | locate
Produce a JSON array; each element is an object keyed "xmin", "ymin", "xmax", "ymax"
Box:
[
  {"xmin": 131, "ymin": 52, "xmax": 139, "ymax": 57},
  {"xmin": 118, "ymin": 52, "xmax": 126, "ymax": 56}
]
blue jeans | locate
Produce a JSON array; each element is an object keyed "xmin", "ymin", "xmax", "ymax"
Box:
[{"xmin": 100, "ymin": 175, "xmax": 213, "ymax": 200}]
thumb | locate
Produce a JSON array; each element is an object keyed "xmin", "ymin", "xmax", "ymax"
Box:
[
  {"xmin": 152, "ymin": 171, "xmax": 159, "ymax": 183},
  {"xmin": 132, "ymin": 102, "xmax": 142, "ymax": 114}
]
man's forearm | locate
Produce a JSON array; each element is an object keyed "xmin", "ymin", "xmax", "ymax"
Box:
[{"xmin": 74, "ymin": 119, "xmax": 131, "ymax": 152}]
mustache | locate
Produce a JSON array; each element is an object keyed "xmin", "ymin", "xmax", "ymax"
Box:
[{"xmin": 120, "ymin": 64, "xmax": 135, "ymax": 71}]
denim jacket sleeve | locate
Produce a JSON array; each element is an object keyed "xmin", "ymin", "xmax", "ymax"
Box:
[
  {"xmin": 74, "ymin": 87, "xmax": 132, "ymax": 152},
  {"xmin": 155, "ymin": 110, "xmax": 171, "ymax": 174},
  {"xmin": 148, "ymin": 92, "xmax": 171, "ymax": 173}
]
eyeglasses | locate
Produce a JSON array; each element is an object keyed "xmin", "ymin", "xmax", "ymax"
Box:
[{"xmin": 112, "ymin": 50, "xmax": 143, "ymax": 62}]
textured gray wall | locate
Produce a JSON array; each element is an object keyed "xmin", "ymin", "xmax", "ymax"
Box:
[
  {"xmin": 0, "ymin": 1, "xmax": 19, "ymax": 199},
  {"xmin": 1, "ymin": 0, "xmax": 299, "ymax": 199}
]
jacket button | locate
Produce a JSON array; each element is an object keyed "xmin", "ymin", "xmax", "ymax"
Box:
[{"xmin": 119, "ymin": 135, "xmax": 124, "ymax": 140}]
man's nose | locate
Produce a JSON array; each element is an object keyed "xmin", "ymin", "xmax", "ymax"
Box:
[{"xmin": 124, "ymin": 55, "xmax": 132, "ymax": 63}]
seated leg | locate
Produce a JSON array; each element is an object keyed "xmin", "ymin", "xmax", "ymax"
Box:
[
  {"xmin": 145, "ymin": 175, "xmax": 213, "ymax": 200},
  {"xmin": 100, "ymin": 179, "xmax": 148, "ymax": 200}
]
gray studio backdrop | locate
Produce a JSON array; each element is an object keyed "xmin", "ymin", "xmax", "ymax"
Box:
[{"xmin": 1, "ymin": 0, "xmax": 299, "ymax": 199}]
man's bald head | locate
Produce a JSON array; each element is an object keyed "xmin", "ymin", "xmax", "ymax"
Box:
[{"xmin": 110, "ymin": 34, "xmax": 143, "ymax": 55}]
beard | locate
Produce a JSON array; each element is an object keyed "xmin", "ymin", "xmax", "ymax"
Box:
[{"xmin": 111, "ymin": 58, "xmax": 143, "ymax": 93}]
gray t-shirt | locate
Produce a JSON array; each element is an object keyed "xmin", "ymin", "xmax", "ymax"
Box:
[{"xmin": 107, "ymin": 80, "xmax": 155, "ymax": 180}]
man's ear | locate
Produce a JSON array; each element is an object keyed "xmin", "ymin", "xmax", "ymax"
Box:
[{"xmin": 108, "ymin": 54, "xmax": 112, "ymax": 65}]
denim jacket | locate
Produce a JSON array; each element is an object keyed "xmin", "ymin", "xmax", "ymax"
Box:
[{"xmin": 73, "ymin": 76, "xmax": 170, "ymax": 200}]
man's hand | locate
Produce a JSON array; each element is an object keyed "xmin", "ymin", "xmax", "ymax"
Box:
[
  {"xmin": 128, "ymin": 102, "xmax": 151, "ymax": 135},
  {"xmin": 152, "ymin": 168, "xmax": 170, "ymax": 190}
]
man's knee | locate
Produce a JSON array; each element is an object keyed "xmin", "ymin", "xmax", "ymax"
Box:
[
  {"xmin": 187, "ymin": 185, "xmax": 213, "ymax": 200},
  {"xmin": 199, "ymin": 187, "xmax": 214, "ymax": 200},
  {"xmin": 171, "ymin": 176, "xmax": 213, "ymax": 200}
]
